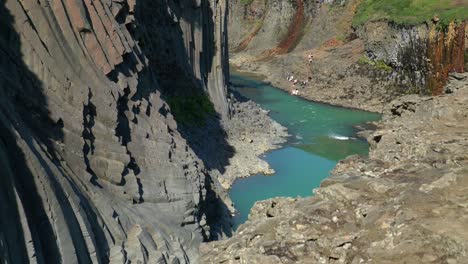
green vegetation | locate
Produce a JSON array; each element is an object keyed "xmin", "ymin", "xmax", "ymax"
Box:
[
  {"xmin": 240, "ymin": 0, "xmax": 254, "ymax": 5},
  {"xmin": 358, "ymin": 56, "xmax": 393, "ymax": 72},
  {"xmin": 357, "ymin": 56, "xmax": 372, "ymax": 65},
  {"xmin": 375, "ymin": 60, "xmax": 393, "ymax": 72},
  {"xmin": 353, "ymin": 0, "xmax": 468, "ymax": 26},
  {"xmin": 336, "ymin": 35, "xmax": 345, "ymax": 42},
  {"xmin": 168, "ymin": 93, "xmax": 216, "ymax": 126}
]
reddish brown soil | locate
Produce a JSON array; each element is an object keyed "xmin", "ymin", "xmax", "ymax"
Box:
[
  {"xmin": 451, "ymin": 22, "xmax": 466, "ymax": 73},
  {"xmin": 233, "ymin": 23, "xmax": 263, "ymax": 52},
  {"xmin": 322, "ymin": 38, "xmax": 343, "ymax": 48},
  {"xmin": 257, "ymin": 0, "xmax": 305, "ymax": 60},
  {"xmin": 232, "ymin": 1, "xmax": 267, "ymax": 53},
  {"xmin": 427, "ymin": 21, "xmax": 466, "ymax": 95}
]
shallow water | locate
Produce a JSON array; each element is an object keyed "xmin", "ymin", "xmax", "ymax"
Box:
[{"xmin": 229, "ymin": 73, "xmax": 381, "ymax": 229}]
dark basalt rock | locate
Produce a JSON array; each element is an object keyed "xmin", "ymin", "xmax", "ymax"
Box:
[{"xmin": 0, "ymin": 0, "xmax": 230, "ymax": 262}]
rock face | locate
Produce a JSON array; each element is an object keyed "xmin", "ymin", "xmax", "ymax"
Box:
[
  {"xmin": 358, "ymin": 21, "xmax": 467, "ymax": 95},
  {"xmin": 0, "ymin": 0, "xmax": 230, "ymax": 263},
  {"xmin": 200, "ymin": 73, "xmax": 468, "ymax": 264},
  {"xmin": 228, "ymin": 0, "xmax": 399, "ymax": 112},
  {"xmin": 228, "ymin": 0, "xmax": 466, "ymax": 112},
  {"xmin": 229, "ymin": 0, "xmax": 314, "ymax": 55}
]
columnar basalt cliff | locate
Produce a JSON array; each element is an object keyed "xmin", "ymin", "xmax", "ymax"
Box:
[
  {"xmin": 132, "ymin": 0, "xmax": 231, "ymax": 118},
  {"xmin": 0, "ymin": 0, "xmax": 231, "ymax": 263},
  {"xmin": 358, "ymin": 21, "xmax": 467, "ymax": 95}
]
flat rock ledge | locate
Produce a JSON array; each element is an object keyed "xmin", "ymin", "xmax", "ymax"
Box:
[{"xmin": 200, "ymin": 73, "xmax": 468, "ymax": 263}]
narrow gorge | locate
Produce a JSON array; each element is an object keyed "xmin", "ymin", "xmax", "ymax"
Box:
[{"xmin": 1, "ymin": 0, "xmax": 467, "ymax": 263}]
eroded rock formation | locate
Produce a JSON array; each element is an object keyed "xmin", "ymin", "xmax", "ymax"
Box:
[{"xmin": 0, "ymin": 0, "xmax": 230, "ymax": 263}]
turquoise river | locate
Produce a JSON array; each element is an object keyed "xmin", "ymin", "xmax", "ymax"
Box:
[{"xmin": 229, "ymin": 73, "xmax": 381, "ymax": 229}]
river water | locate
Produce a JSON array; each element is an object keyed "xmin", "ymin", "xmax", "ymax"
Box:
[{"xmin": 229, "ymin": 73, "xmax": 381, "ymax": 229}]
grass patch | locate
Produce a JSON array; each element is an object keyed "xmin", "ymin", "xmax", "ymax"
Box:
[
  {"xmin": 357, "ymin": 56, "xmax": 373, "ymax": 65},
  {"xmin": 353, "ymin": 0, "xmax": 468, "ymax": 26},
  {"xmin": 240, "ymin": 0, "xmax": 254, "ymax": 5},
  {"xmin": 358, "ymin": 56, "xmax": 393, "ymax": 71},
  {"xmin": 336, "ymin": 35, "xmax": 345, "ymax": 42},
  {"xmin": 168, "ymin": 93, "xmax": 216, "ymax": 126},
  {"xmin": 375, "ymin": 60, "xmax": 393, "ymax": 71}
]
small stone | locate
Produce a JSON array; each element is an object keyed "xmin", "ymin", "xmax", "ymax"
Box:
[
  {"xmin": 296, "ymin": 224, "xmax": 307, "ymax": 230},
  {"xmin": 447, "ymin": 258, "xmax": 457, "ymax": 264},
  {"xmin": 449, "ymin": 72, "xmax": 466, "ymax": 80},
  {"xmin": 422, "ymin": 254, "xmax": 438, "ymax": 262}
]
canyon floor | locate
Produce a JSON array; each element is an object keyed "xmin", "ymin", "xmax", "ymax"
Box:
[{"xmin": 201, "ymin": 67, "xmax": 468, "ymax": 263}]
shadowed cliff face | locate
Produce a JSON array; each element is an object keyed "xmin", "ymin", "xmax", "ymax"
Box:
[
  {"xmin": 129, "ymin": 0, "xmax": 236, "ymax": 192},
  {"xmin": 131, "ymin": 0, "xmax": 230, "ymax": 117},
  {"xmin": 0, "ymin": 0, "xmax": 230, "ymax": 263}
]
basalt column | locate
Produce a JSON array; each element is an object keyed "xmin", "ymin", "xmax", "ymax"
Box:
[{"xmin": 0, "ymin": 0, "xmax": 230, "ymax": 263}]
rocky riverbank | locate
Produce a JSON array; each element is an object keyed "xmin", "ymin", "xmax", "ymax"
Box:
[
  {"xmin": 221, "ymin": 94, "xmax": 289, "ymax": 189},
  {"xmin": 200, "ymin": 73, "xmax": 468, "ymax": 263},
  {"xmin": 169, "ymin": 90, "xmax": 288, "ymax": 240},
  {"xmin": 230, "ymin": 39, "xmax": 401, "ymax": 113},
  {"xmin": 178, "ymin": 88, "xmax": 288, "ymax": 193}
]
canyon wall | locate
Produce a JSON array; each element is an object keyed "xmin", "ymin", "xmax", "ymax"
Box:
[
  {"xmin": 228, "ymin": 0, "xmax": 316, "ymax": 56},
  {"xmin": 358, "ymin": 21, "xmax": 467, "ymax": 95},
  {"xmin": 228, "ymin": 0, "xmax": 466, "ymax": 111},
  {"xmin": 0, "ymin": 0, "xmax": 229, "ymax": 263}
]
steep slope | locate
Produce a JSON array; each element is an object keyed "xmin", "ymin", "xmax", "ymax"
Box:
[{"xmin": 0, "ymin": 0, "xmax": 230, "ymax": 263}]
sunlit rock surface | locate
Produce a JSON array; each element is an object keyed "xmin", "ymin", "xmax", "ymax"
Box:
[{"xmin": 201, "ymin": 74, "xmax": 468, "ymax": 263}]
